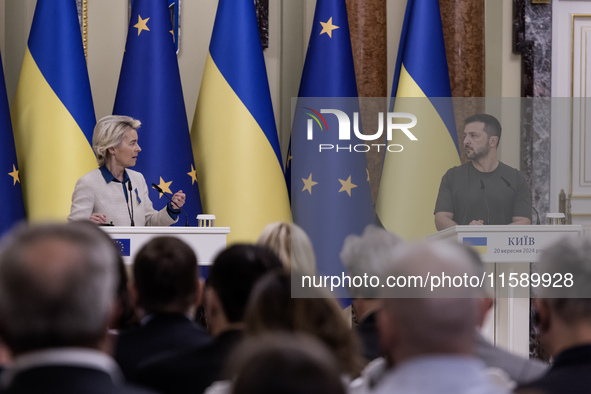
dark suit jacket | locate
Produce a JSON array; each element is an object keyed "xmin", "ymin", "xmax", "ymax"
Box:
[
  {"xmin": 356, "ymin": 311, "xmax": 381, "ymax": 362},
  {"xmin": 516, "ymin": 344, "xmax": 591, "ymax": 394},
  {"xmin": 0, "ymin": 365, "xmax": 156, "ymax": 394},
  {"xmin": 114, "ymin": 313, "xmax": 211, "ymax": 379},
  {"xmin": 133, "ymin": 329, "xmax": 244, "ymax": 394}
]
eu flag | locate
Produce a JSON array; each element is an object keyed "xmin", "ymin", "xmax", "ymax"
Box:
[
  {"xmin": 191, "ymin": 0, "xmax": 291, "ymax": 243},
  {"xmin": 375, "ymin": 0, "xmax": 460, "ymax": 239},
  {"xmin": 113, "ymin": 238, "xmax": 131, "ymax": 257},
  {"xmin": 12, "ymin": 0, "xmax": 97, "ymax": 221},
  {"xmin": 289, "ymin": 0, "xmax": 374, "ymax": 297},
  {"xmin": 113, "ymin": 0, "xmax": 202, "ymax": 225},
  {"xmin": 0, "ymin": 50, "xmax": 25, "ymax": 236}
]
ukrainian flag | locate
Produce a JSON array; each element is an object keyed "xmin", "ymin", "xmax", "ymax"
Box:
[
  {"xmin": 0, "ymin": 50, "xmax": 25, "ymax": 235},
  {"xmin": 375, "ymin": 0, "xmax": 461, "ymax": 239},
  {"xmin": 191, "ymin": 0, "xmax": 290, "ymax": 243},
  {"xmin": 12, "ymin": 0, "xmax": 97, "ymax": 221},
  {"xmin": 463, "ymin": 237, "xmax": 488, "ymax": 254}
]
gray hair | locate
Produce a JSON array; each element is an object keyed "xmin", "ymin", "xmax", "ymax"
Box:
[
  {"xmin": 380, "ymin": 241, "xmax": 480, "ymax": 355},
  {"xmin": 340, "ymin": 225, "xmax": 403, "ymax": 297},
  {"xmin": 537, "ymin": 236, "xmax": 591, "ymax": 323},
  {"xmin": 0, "ymin": 222, "xmax": 119, "ymax": 354},
  {"xmin": 92, "ymin": 115, "xmax": 141, "ymax": 167}
]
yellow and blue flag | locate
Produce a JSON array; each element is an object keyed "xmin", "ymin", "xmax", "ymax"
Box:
[
  {"xmin": 114, "ymin": 0, "xmax": 202, "ymax": 225},
  {"xmin": 192, "ymin": 0, "xmax": 290, "ymax": 243},
  {"xmin": 12, "ymin": 0, "xmax": 97, "ymax": 221},
  {"xmin": 0, "ymin": 50, "xmax": 25, "ymax": 235},
  {"xmin": 375, "ymin": 0, "xmax": 461, "ymax": 239},
  {"xmin": 463, "ymin": 237, "xmax": 487, "ymax": 254},
  {"xmin": 289, "ymin": 0, "xmax": 374, "ymax": 293}
]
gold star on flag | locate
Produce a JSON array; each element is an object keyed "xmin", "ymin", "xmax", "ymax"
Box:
[
  {"xmin": 338, "ymin": 175, "xmax": 357, "ymax": 197},
  {"xmin": 320, "ymin": 17, "xmax": 339, "ymax": 38},
  {"xmin": 187, "ymin": 165, "xmax": 198, "ymax": 185},
  {"xmin": 134, "ymin": 15, "xmax": 150, "ymax": 36},
  {"xmin": 155, "ymin": 177, "xmax": 172, "ymax": 197},
  {"xmin": 302, "ymin": 173, "xmax": 318, "ymax": 195},
  {"xmin": 8, "ymin": 164, "xmax": 19, "ymax": 185}
]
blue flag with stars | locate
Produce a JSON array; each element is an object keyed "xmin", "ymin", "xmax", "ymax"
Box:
[
  {"xmin": 289, "ymin": 0, "xmax": 374, "ymax": 299},
  {"xmin": 113, "ymin": 0, "xmax": 202, "ymax": 225},
  {"xmin": 0, "ymin": 50, "xmax": 25, "ymax": 236}
]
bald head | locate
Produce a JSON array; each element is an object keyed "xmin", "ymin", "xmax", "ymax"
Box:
[{"xmin": 378, "ymin": 241, "xmax": 480, "ymax": 362}]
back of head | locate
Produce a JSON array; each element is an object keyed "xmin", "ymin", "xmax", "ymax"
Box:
[
  {"xmin": 245, "ymin": 270, "xmax": 363, "ymax": 377},
  {"xmin": 380, "ymin": 241, "xmax": 480, "ymax": 359},
  {"xmin": 0, "ymin": 222, "xmax": 119, "ymax": 354},
  {"xmin": 208, "ymin": 244, "xmax": 282, "ymax": 323},
  {"xmin": 537, "ymin": 237, "xmax": 591, "ymax": 324},
  {"xmin": 133, "ymin": 236, "xmax": 198, "ymax": 314},
  {"xmin": 229, "ymin": 333, "xmax": 346, "ymax": 394},
  {"xmin": 257, "ymin": 222, "xmax": 316, "ymax": 275},
  {"xmin": 340, "ymin": 224, "xmax": 403, "ymax": 298}
]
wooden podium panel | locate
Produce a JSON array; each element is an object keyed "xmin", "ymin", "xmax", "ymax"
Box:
[
  {"xmin": 101, "ymin": 226, "xmax": 230, "ymax": 269},
  {"xmin": 429, "ymin": 225, "xmax": 582, "ymax": 357}
]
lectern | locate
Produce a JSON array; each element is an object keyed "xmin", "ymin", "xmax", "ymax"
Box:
[
  {"xmin": 101, "ymin": 226, "xmax": 230, "ymax": 273},
  {"xmin": 429, "ymin": 225, "xmax": 582, "ymax": 356}
]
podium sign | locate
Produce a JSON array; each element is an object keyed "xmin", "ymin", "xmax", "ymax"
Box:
[
  {"xmin": 429, "ymin": 225, "xmax": 582, "ymax": 262},
  {"xmin": 429, "ymin": 224, "xmax": 582, "ymax": 357},
  {"xmin": 101, "ymin": 226, "xmax": 230, "ymax": 269}
]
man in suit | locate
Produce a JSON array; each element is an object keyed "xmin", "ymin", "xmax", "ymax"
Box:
[
  {"xmin": 133, "ymin": 244, "xmax": 283, "ymax": 394},
  {"xmin": 516, "ymin": 237, "xmax": 591, "ymax": 394},
  {"xmin": 363, "ymin": 241, "xmax": 507, "ymax": 394},
  {"xmin": 0, "ymin": 222, "xmax": 155, "ymax": 394},
  {"xmin": 340, "ymin": 224, "xmax": 403, "ymax": 362},
  {"xmin": 114, "ymin": 236, "xmax": 211, "ymax": 378}
]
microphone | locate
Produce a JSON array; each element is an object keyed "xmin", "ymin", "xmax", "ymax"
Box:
[
  {"xmin": 127, "ymin": 180, "xmax": 135, "ymax": 226},
  {"xmin": 500, "ymin": 176, "xmax": 540, "ymax": 225},
  {"xmin": 152, "ymin": 183, "xmax": 189, "ymax": 226},
  {"xmin": 480, "ymin": 180, "xmax": 490, "ymax": 225}
]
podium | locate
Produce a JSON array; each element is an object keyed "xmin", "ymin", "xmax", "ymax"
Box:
[
  {"xmin": 429, "ymin": 225, "xmax": 582, "ymax": 356},
  {"xmin": 101, "ymin": 226, "xmax": 230, "ymax": 272}
]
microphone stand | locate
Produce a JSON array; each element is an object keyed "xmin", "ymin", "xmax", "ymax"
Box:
[
  {"xmin": 500, "ymin": 176, "xmax": 540, "ymax": 225},
  {"xmin": 152, "ymin": 183, "xmax": 190, "ymax": 226}
]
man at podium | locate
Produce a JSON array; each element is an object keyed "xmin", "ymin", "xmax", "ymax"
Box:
[{"xmin": 434, "ymin": 114, "xmax": 532, "ymax": 230}]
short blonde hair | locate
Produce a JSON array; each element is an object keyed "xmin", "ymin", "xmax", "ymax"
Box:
[
  {"xmin": 257, "ymin": 222, "xmax": 316, "ymax": 275},
  {"xmin": 92, "ymin": 115, "xmax": 141, "ymax": 167}
]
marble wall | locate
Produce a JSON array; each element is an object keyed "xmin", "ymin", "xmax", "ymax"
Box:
[{"xmin": 514, "ymin": 0, "xmax": 552, "ymax": 222}]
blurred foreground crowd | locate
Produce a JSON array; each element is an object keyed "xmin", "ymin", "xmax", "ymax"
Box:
[{"xmin": 0, "ymin": 221, "xmax": 587, "ymax": 394}]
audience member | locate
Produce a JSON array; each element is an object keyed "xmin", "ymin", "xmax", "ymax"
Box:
[
  {"xmin": 460, "ymin": 245, "xmax": 547, "ymax": 387},
  {"xmin": 244, "ymin": 269, "xmax": 363, "ymax": 379},
  {"xmin": 516, "ymin": 237, "xmax": 591, "ymax": 394},
  {"xmin": 360, "ymin": 241, "xmax": 508, "ymax": 394},
  {"xmin": 113, "ymin": 254, "xmax": 139, "ymax": 331},
  {"xmin": 340, "ymin": 225, "xmax": 403, "ymax": 362},
  {"xmin": 114, "ymin": 236, "xmax": 210, "ymax": 379},
  {"xmin": 257, "ymin": 221, "xmax": 316, "ymax": 275},
  {"xmin": 0, "ymin": 222, "xmax": 155, "ymax": 393},
  {"xmin": 228, "ymin": 334, "xmax": 346, "ymax": 394},
  {"xmin": 132, "ymin": 244, "xmax": 282, "ymax": 394}
]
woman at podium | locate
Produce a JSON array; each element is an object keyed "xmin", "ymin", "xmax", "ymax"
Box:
[{"xmin": 68, "ymin": 115, "xmax": 185, "ymax": 226}]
